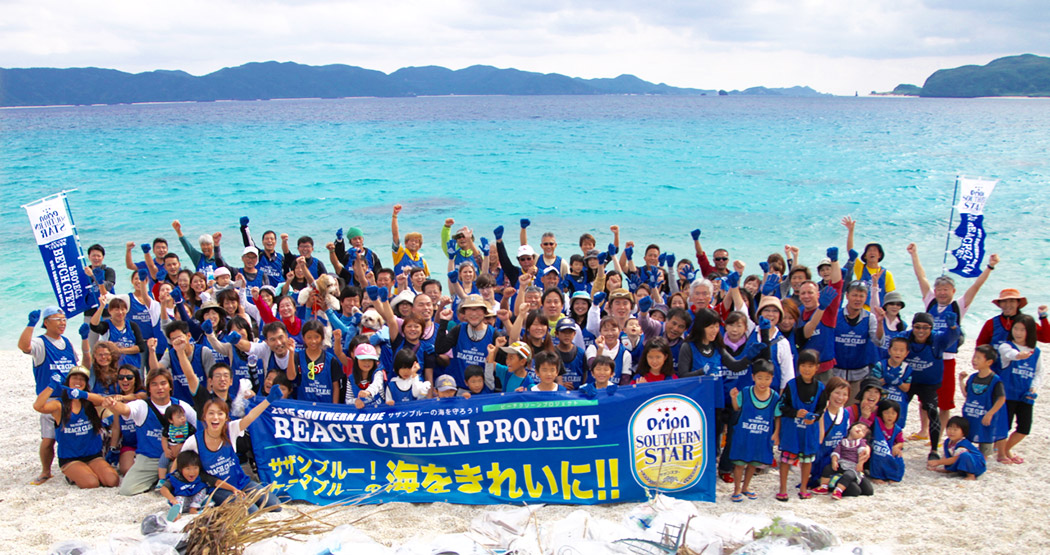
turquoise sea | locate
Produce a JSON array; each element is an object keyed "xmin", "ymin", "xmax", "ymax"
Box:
[{"xmin": 2, "ymin": 95, "xmax": 1049, "ymax": 344}]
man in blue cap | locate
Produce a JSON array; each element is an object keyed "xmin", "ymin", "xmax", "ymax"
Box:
[{"xmin": 18, "ymin": 306, "xmax": 78, "ymax": 485}]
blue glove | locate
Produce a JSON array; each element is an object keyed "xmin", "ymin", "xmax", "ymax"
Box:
[
  {"xmin": 27, "ymin": 310, "xmax": 40, "ymax": 327},
  {"xmin": 624, "ymin": 247, "xmax": 634, "ymax": 261},
  {"xmin": 945, "ymin": 311, "xmax": 958, "ymax": 328},
  {"xmin": 137, "ymin": 268, "xmax": 149, "ymax": 282},
  {"xmin": 605, "ymin": 384, "xmax": 619, "ymax": 396},
  {"xmin": 761, "ymin": 274, "xmax": 781, "ymax": 296},
  {"xmin": 637, "ymin": 296, "xmax": 654, "ymax": 313},
  {"xmin": 665, "ymin": 253, "xmax": 675, "ymax": 268},
  {"xmin": 93, "ymin": 267, "xmax": 105, "ymax": 282},
  {"xmin": 743, "ymin": 342, "xmax": 767, "ymax": 360},
  {"xmin": 479, "ymin": 237, "xmax": 490, "ymax": 256},
  {"xmin": 759, "ymin": 316, "xmax": 772, "ymax": 330},
  {"xmin": 267, "ymin": 385, "xmax": 285, "ymax": 404},
  {"xmin": 848, "ymin": 248, "xmax": 859, "ymax": 261},
  {"xmin": 720, "ymin": 279, "xmax": 730, "ymax": 293},
  {"xmin": 366, "ymin": 285, "xmax": 380, "ymax": 301},
  {"xmin": 200, "ymin": 319, "xmax": 214, "ymax": 335},
  {"xmin": 684, "ymin": 270, "xmax": 697, "ymax": 281},
  {"xmin": 725, "ymin": 271, "xmax": 740, "ymax": 289},
  {"xmin": 597, "ymin": 252, "xmax": 610, "ymax": 265},
  {"xmin": 170, "ymin": 287, "xmax": 183, "ymax": 304},
  {"xmin": 156, "ymin": 268, "xmax": 168, "ymax": 282},
  {"xmin": 592, "ymin": 292, "xmax": 607, "ymax": 306},
  {"xmin": 493, "ymin": 225, "xmax": 505, "ymax": 241},
  {"xmin": 347, "ymin": 247, "xmax": 358, "ymax": 261},
  {"xmin": 378, "ymin": 287, "xmax": 389, "ymax": 302},
  {"xmin": 658, "ymin": 253, "xmax": 666, "ymax": 266},
  {"xmin": 49, "ymin": 373, "xmax": 64, "ymax": 391},
  {"xmin": 447, "ymin": 271, "xmax": 459, "ymax": 284},
  {"xmin": 224, "ymin": 331, "xmax": 242, "ymax": 345},
  {"xmin": 818, "ymin": 286, "xmax": 838, "ymax": 310},
  {"xmin": 78, "ymin": 323, "xmax": 90, "ymax": 340},
  {"xmin": 140, "ymin": 243, "xmax": 151, "ymax": 254},
  {"xmin": 1027, "ymin": 391, "xmax": 1039, "ymax": 401},
  {"xmin": 520, "ymin": 218, "xmax": 530, "ymax": 229},
  {"xmin": 826, "ymin": 247, "xmax": 839, "ymax": 262},
  {"xmin": 579, "ymin": 382, "xmax": 598, "ymax": 399},
  {"xmin": 62, "ymin": 386, "xmax": 86, "ymax": 400},
  {"xmin": 336, "ymin": 227, "xmax": 344, "ymax": 241},
  {"xmin": 759, "ymin": 261, "xmax": 770, "ymax": 273},
  {"xmin": 240, "ymin": 216, "xmax": 250, "ymax": 227},
  {"xmin": 607, "ymin": 243, "xmax": 618, "ymax": 256},
  {"xmin": 690, "ymin": 229, "xmax": 701, "ymax": 241}
]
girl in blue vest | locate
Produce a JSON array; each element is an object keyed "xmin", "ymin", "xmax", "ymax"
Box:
[
  {"xmin": 868, "ymin": 399, "xmax": 905, "ymax": 483},
  {"xmin": 434, "ymin": 295, "xmax": 497, "ymax": 389},
  {"xmin": 386, "ymin": 348, "xmax": 433, "ymax": 403},
  {"xmin": 997, "ymin": 315, "xmax": 1042, "ymax": 464},
  {"xmin": 89, "ymin": 342, "xmax": 121, "ymax": 396},
  {"xmin": 809, "ymin": 377, "xmax": 853, "ymax": 490},
  {"xmin": 776, "ymin": 349, "xmax": 826, "ymax": 501},
  {"xmin": 89, "ymin": 295, "xmax": 145, "ymax": 369},
  {"xmin": 183, "ymin": 393, "xmax": 283, "ymax": 513},
  {"xmin": 871, "ymin": 337, "xmax": 912, "ymax": 427},
  {"xmin": 349, "ymin": 342, "xmax": 386, "ymax": 408},
  {"xmin": 291, "ymin": 321, "xmax": 341, "ymax": 403},
  {"xmin": 33, "ymin": 367, "xmax": 120, "ymax": 489},
  {"xmin": 874, "ymin": 291, "xmax": 908, "ymax": 360},
  {"xmin": 727, "ymin": 361, "xmax": 780, "ymax": 502},
  {"xmin": 928, "ymin": 417, "xmax": 986, "ymax": 479},
  {"xmin": 959, "ymin": 345, "xmax": 1008, "ymax": 460}
]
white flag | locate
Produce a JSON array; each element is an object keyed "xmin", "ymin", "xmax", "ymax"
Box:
[{"xmin": 956, "ymin": 177, "xmax": 997, "ymax": 216}]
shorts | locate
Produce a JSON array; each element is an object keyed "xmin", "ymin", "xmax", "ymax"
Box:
[
  {"xmin": 779, "ymin": 452, "xmax": 816, "ymax": 465},
  {"xmin": 908, "ymin": 383, "xmax": 940, "ymax": 410},
  {"xmin": 732, "ymin": 460, "xmax": 765, "ymax": 467},
  {"xmin": 120, "ymin": 446, "xmax": 137, "ymax": 454},
  {"xmin": 40, "ymin": 414, "xmax": 56, "ymax": 440},
  {"xmin": 937, "ymin": 358, "xmax": 957, "ymax": 410},
  {"xmin": 177, "ymin": 490, "xmax": 210, "ymax": 510},
  {"xmin": 59, "ymin": 453, "xmax": 103, "ymax": 468},
  {"xmin": 832, "ymin": 366, "xmax": 871, "ymax": 383},
  {"xmin": 1006, "ymin": 400, "xmax": 1034, "ymax": 435}
]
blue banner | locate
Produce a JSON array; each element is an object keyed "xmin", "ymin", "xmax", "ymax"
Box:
[
  {"xmin": 24, "ymin": 194, "xmax": 95, "ymax": 316},
  {"xmin": 251, "ymin": 378, "xmax": 717, "ymax": 505},
  {"xmin": 949, "ymin": 213, "xmax": 986, "ymax": 278}
]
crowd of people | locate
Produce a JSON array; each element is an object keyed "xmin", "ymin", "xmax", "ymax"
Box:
[{"xmin": 18, "ymin": 206, "xmax": 1048, "ymax": 509}]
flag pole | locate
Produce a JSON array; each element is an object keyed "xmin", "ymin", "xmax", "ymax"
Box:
[{"xmin": 941, "ymin": 176, "xmax": 961, "ymax": 276}]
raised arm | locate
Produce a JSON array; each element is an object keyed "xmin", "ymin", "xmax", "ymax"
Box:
[
  {"xmin": 905, "ymin": 243, "xmax": 931, "ymax": 298},
  {"xmin": 960, "ymin": 253, "xmax": 999, "ymax": 308},
  {"xmin": 124, "ymin": 241, "xmax": 138, "ymax": 271},
  {"xmin": 842, "ymin": 216, "xmax": 856, "ymax": 255},
  {"xmin": 391, "ymin": 204, "xmax": 403, "ymax": 248},
  {"xmin": 519, "ymin": 218, "xmax": 530, "ymax": 247},
  {"xmin": 235, "ymin": 386, "xmax": 284, "ymax": 434}
]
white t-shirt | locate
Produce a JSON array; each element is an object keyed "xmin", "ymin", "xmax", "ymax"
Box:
[
  {"xmin": 128, "ymin": 398, "xmax": 198, "ymax": 427},
  {"xmin": 31, "ymin": 335, "xmax": 75, "ymax": 366},
  {"xmin": 182, "ymin": 420, "xmax": 244, "ymax": 454},
  {"xmin": 248, "ymin": 342, "xmax": 290, "ymax": 372},
  {"xmin": 921, "ymin": 291, "xmax": 969, "ymax": 360}
]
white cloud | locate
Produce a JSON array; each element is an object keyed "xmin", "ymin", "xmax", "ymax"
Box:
[{"xmin": 0, "ymin": 0, "xmax": 1046, "ymax": 95}]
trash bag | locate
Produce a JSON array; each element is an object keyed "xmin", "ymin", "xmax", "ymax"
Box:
[
  {"xmin": 140, "ymin": 514, "xmax": 172, "ymax": 536},
  {"xmin": 48, "ymin": 541, "xmax": 93, "ymax": 555},
  {"xmin": 732, "ymin": 536, "xmax": 809, "ymax": 555}
]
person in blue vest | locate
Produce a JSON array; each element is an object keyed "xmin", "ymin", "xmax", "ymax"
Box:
[
  {"xmin": 85, "ymin": 243, "xmax": 117, "ymax": 295},
  {"xmin": 842, "ymin": 216, "xmax": 895, "ymax": 309},
  {"xmin": 958, "ymin": 345, "xmax": 1008, "ymax": 461},
  {"xmin": 809, "ymin": 377, "xmax": 855, "ymax": 490},
  {"xmin": 124, "ymin": 238, "xmax": 170, "ymax": 285},
  {"xmin": 870, "ymin": 337, "xmax": 913, "ymax": 428},
  {"xmin": 171, "ymin": 220, "xmax": 223, "ymax": 274},
  {"xmin": 19, "ymin": 306, "xmax": 78, "ymax": 486},
  {"xmin": 33, "ymin": 366, "xmax": 120, "ymax": 489},
  {"xmin": 904, "ymin": 311, "xmax": 960, "ymax": 459},
  {"xmin": 521, "ymin": 223, "xmax": 570, "ymax": 277},
  {"xmin": 434, "ymin": 294, "xmax": 496, "ymax": 390},
  {"xmin": 727, "ymin": 360, "xmax": 780, "ymax": 502},
  {"xmin": 553, "ymin": 317, "xmax": 587, "ymax": 389},
  {"xmin": 873, "ymin": 291, "xmax": 908, "ymax": 359},
  {"xmin": 867, "ymin": 399, "xmax": 906, "ymax": 483},
  {"xmin": 288, "ymin": 320, "xmax": 342, "ymax": 403},
  {"xmin": 238, "ymin": 217, "xmax": 285, "ymax": 287},
  {"xmin": 997, "ymin": 314, "xmax": 1042, "ymax": 464},
  {"xmin": 127, "ymin": 269, "xmax": 165, "ymax": 361},
  {"xmin": 385, "ymin": 348, "xmax": 433, "ymax": 403},
  {"xmin": 977, "ymin": 289, "xmax": 1050, "ymax": 350},
  {"xmin": 928, "ymin": 417, "xmax": 986, "ymax": 479},
  {"xmin": 907, "ymin": 244, "xmax": 998, "ymax": 445},
  {"xmin": 179, "ymin": 391, "xmax": 283, "ymax": 512},
  {"xmin": 831, "ymin": 281, "xmax": 880, "ymax": 399},
  {"xmin": 281, "ymin": 233, "xmax": 327, "ymax": 280},
  {"xmin": 89, "ymin": 294, "xmax": 145, "ymax": 369},
  {"xmin": 238, "ymin": 245, "xmax": 269, "ymax": 294},
  {"xmin": 776, "ymin": 349, "xmax": 826, "ymax": 501},
  {"xmin": 106, "ymin": 368, "xmax": 199, "ymax": 495},
  {"xmin": 389, "ymin": 203, "xmax": 429, "ymax": 277},
  {"xmin": 149, "ymin": 321, "xmax": 215, "ymax": 406}
]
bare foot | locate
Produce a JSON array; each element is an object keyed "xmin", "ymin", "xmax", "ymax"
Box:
[{"xmin": 964, "ymin": 474, "xmax": 977, "ymax": 481}]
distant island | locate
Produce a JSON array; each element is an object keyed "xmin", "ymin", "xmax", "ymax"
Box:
[
  {"xmin": 0, "ymin": 61, "xmax": 828, "ymax": 107},
  {"xmin": 872, "ymin": 54, "xmax": 1050, "ymax": 98}
]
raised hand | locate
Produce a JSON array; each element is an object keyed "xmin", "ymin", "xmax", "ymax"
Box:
[
  {"xmin": 141, "ymin": 243, "xmax": 151, "ymax": 254},
  {"xmin": 665, "ymin": 253, "xmax": 675, "ymax": 268},
  {"xmin": 27, "ymin": 310, "xmax": 41, "ymax": 327},
  {"xmin": 637, "ymin": 296, "xmax": 653, "ymax": 313},
  {"xmin": 393, "ymin": 204, "xmax": 403, "ymax": 216},
  {"xmin": 377, "ymin": 287, "xmax": 389, "ymax": 302},
  {"xmin": 826, "ymin": 246, "xmax": 839, "ymax": 263},
  {"xmin": 240, "ymin": 216, "xmax": 250, "ymax": 227},
  {"xmin": 447, "ymin": 270, "xmax": 459, "ymax": 284},
  {"xmin": 725, "ymin": 271, "xmax": 740, "ymax": 289},
  {"xmin": 520, "ymin": 218, "xmax": 530, "ymax": 229},
  {"xmin": 267, "ymin": 385, "xmax": 285, "ymax": 404},
  {"xmin": 336, "ymin": 228, "xmax": 344, "ymax": 241},
  {"xmin": 439, "ymin": 307, "xmax": 454, "ymax": 321},
  {"xmin": 841, "ymin": 216, "xmax": 856, "ymax": 231},
  {"xmin": 906, "ymin": 243, "xmax": 917, "ymax": 255},
  {"xmin": 988, "ymin": 253, "xmax": 1000, "ymax": 267},
  {"xmin": 818, "ymin": 285, "xmax": 838, "ymax": 310},
  {"xmin": 366, "ymin": 286, "xmax": 380, "ymax": 300},
  {"xmin": 78, "ymin": 323, "xmax": 90, "ymax": 340},
  {"xmin": 733, "ymin": 260, "xmax": 746, "ymax": 274},
  {"xmin": 759, "ymin": 261, "xmax": 769, "ymax": 274},
  {"xmin": 171, "ymin": 220, "xmax": 182, "ymax": 234},
  {"xmin": 445, "ymin": 217, "xmax": 455, "ymax": 228},
  {"xmin": 761, "ymin": 274, "xmax": 780, "ymax": 295},
  {"xmin": 759, "ymin": 316, "xmax": 772, "ymax": 330},
  {"xmin": 493, "ymin": 225, "xmax": 505, "ymax": 241},
  {"xmin": 200, "ymin": 319, "xmax": 214, "ymax": 335},
  {"xmin": 623, "ymin": 246, "xmax": 634, "ymax": 261},
  {"xmin": 690, "ymin": 228, "xmax": 701, "ymax": 241}
]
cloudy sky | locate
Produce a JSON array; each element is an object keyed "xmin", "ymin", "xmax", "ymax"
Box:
[{"xmin": 1, "ymin": 0, "xmax": 1046, "ymax": 95}]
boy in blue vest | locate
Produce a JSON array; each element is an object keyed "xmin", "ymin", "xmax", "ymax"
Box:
[
  {"xmin": 18, "ymin": 307, "xmax": 78, "ymax": 485},
  {"xmin": 728, "ymin": 360, "xmax": 780, "ymax": 502},
  {"xmin": 907, "ymin": 243, "xmax": 998, "ymax": 443},
  {"xmin": 149, "ymin": 321, "xmax": 215, "ymax": 405},
  {"xmin": 958, "ymin": 345, "xmax": 1008, "ymax": 460},
  {"xmin": 776, "ymin": 349, "xmax": 826, "ymax": 501}
]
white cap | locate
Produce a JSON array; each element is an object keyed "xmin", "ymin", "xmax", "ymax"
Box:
[
  {"xmin": 517, "ymin": 245, "xmax": 537, "ymax": 258},
  {"xmin": 212, "ymin": 267, "xmax": 231, "ymax": 278},
  {"xmin": 242, "ymin": 246, "xmax": 259, "ymax": 257}
]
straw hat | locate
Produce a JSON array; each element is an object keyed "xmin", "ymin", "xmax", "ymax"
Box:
[
  {"xmin": 458, "ymin": 294, "xmax": 488, "ymax": 312},
  {"xmin": 756, "ymin": 295, "xmax": 783, "ymax": 317}
]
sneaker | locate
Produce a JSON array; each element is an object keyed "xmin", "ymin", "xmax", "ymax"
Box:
[
  {"xmin": 831, "ymin": 490, "xmax": 843, "ymax": 500},
  {"xmin": 720, "ymin": 472, "xmax": 734, "ymax": 484},
  {"xmin": 166, "ymin": 503, "xmax": 183, "ymax": 522},
  {"xmin": 811, "ymin": 485, "xmax": 830, "ymax": 495}
]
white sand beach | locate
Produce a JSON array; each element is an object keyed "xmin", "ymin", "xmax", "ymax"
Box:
[{"xmin": 2, "ymin": 344, "xmax": 1046, "ymax": 554}]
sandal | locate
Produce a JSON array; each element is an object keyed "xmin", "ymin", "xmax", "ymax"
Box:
[
  {"xmin": 29, "ymin": 474, "xmax": 51, "ymax": 486},
  {"xmin": 907, "ymin": 432, "xmax": 929, "ymax": 441},
  {"xmin": 1011, "ymin": 456, "xmax": 1025, "ymax": 464},
  {"xmin": 997, "ymin": 457, "xmax": 1014, "ymax": 465},
  {"xmin": 775, "ymin": 493, "xmax": 789, "ymax": 502},
  {"xmin": 811, "ymin": 485, "xmax": 830, "ymax": 495},
  {"xmin": 798, "ymin": 491, "xmax": 813, "ymax": 500},
  {"xmin": 731, "ymin": 493, "xmax": 744, "ymax": 503},
  {"xmin": 744, "ymin": 490, "xmax": 757, "ymax": 500}
]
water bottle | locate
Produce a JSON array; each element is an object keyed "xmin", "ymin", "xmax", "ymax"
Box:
[{"xmin": 247, "ymin": 354, "xmax": 259, "ymax": 387}]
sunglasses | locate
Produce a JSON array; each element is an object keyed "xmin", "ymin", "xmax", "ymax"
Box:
[
  {"xmin": 541, "ymin": 242, "xmax": 555, "ymax": 246},
  {"xmin": 714, "ymin": 257, "xmax": 729, "ymax": 262},
  {"xmin": 118, "ymin": 374, "xmax": 136, "ymax": 381}
]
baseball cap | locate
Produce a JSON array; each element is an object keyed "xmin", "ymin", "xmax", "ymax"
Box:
[
  {"xmin": 353, "ymin": 343, "xmax": 380, "ymax": 360},
  {"xmin": 500, "ymin": 341, "xmax": 532, "ymax": 360},
  {"xmin": 41, "ymin": 306, "xmax": 65, "ymax": 320},
  {"xmin": 517, "ymin": 245, "xmax": 536, "ymax": 258},
  {"xmin": 436, "ymin": 375, "xmax": 458, "ymax": 392},
  {"xmin": 555, "ymin": 317, "xmax": 576, "ymax": 333},
  {"xmin": 242, "ymin": 246, "xmax": 259, "ymax": 257},
  {"xmin": 542, "ymin": 266, "xmax": 560, "ymax": 276}
]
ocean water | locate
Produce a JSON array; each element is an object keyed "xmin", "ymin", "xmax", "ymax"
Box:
[{"xmin": 2, "ymin": 95, "xmax": 1049, "ymax": 344}]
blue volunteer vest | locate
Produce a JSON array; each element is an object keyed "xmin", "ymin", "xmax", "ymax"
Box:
[
  {"xmin": 386, "ymin": 378, "xmax": 419, "ymax": 404},
  {"xmin": 561, "ymin": 347, "xmax": 587, "ymax": 388},
  {"xmin": 688, "ymin": 343, "xmax": 725, "ymax": 409},
  {"xmin": 962, "ymin": 373, "xmax": 1009, "ymax": 443},
  {"xmin": 877, "ymin": 359, "xmax": 912, "ymax": 427},
  {"xmin": 833, "ymin": 309, "xmax": 877, "ymax": 370},
  {"xmin": 195, "ymin": 426, "xmax": 251, "ymax": 490},
  {"xmin": 810, "ymin": 408, "xmax": 852, "ymax": 486},
  {"xmin": 107, "ymin": 320, "xmax": 141, "ymax": 368},
  {"xmin": 169, "ymin": 344, "xmax": 207, "ymax": 405},
  {"xmin": 446, "ymin": 325, "xmax": 494, "ymax": 389},
  {"xmin": 135, "ymin": 400, "xmax": 179, "ymax": 459},
  {"xmin": 728, "ymin": 387, "xmax": 779, "ymax": 465},
  {"xmin": 296, "ymin": 349, "xmax": 337, "ymax": 403},
  {"xmin": 944, "ymin": 438, "xmax": 986, "ymax": 476},
  {"xmin": 119, "ymin": 412, "xmax": 138, "ymax": 448},
  {"xmin": 778, "ymin": 378, "xmax": 825, "ymax": 456},
  {"xmin": 905, "ymin": 340, "xmax": 944, "ymax": 386},
  {"xmin": 587, "ymin": 343, "xmax": 630, "ymax": 384},
  {"xmin": 1001, "ymin": 343, "xmax": 1040, "ymax": 404},
  {"xmin": 868, "ymin": 418, "xmax": 905, "ymax": 482},
  {"xmin": 348, "ymin": 366, "xmax": 385, "ymax": 407},
  {"xmin": 56, "ymin": 404, "xmax": 103, "ymax": 459},
  {"xmin": 926, "ymin": 299, "xmax": 962, "ymax": 354},
  {"xmin": 34, "ymin": 335, "xmax": 77, "ymax": 395},
  {"xmin": 258, "ymin": 251, "xmax": 284, "ymax": 284},
  {"xmin": 128, "ymin": 294, "xmax": 158, "ymax": 346}
]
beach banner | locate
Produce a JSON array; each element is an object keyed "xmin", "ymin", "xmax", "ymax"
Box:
[
  {"xmin": 949, "ymin": 177, "xmax": 997, "ymax": 278},
  {"xmin": 23, "ymin": 193, "xmax": 95, "ymax": 316},
  {"xmin": 251, "ymin": 378, "xmax": 717, "ymax": 505}
]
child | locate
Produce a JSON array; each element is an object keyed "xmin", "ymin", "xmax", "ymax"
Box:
[
  {"xmin": 928, "ymin": 417, "xmax": 986, "ymax": 479},
  {"xmin": 349, "ymin": 343, "xmax": 386, "ymax": 409},
  {"xmin": 958, "ymin": 345, "xmax": 1008, "ymax": 460},
  {"xmin": 588, "ymin": 355, "xmax": 615, "ymax": 389},
  {"xmin": 435, "ymin": 375, "xmax": 461, "ymax": 399},
  {"xmin": 463, "ymin": 365, "xmax": 490, "ymax": 396},
  {"xmin": 868, "ymin": 399, "xmax": 905, "ymax": 483},
  {"xmin": 998, "ymin": 314, "xmax": 1042, "ymax": 464},
  {"xmin": 633, "ymin": 337, "xmax": 677, "ymax": 383},
  {"xmin": 161, "ymin": 451, "xmax": 211, "ymax": 521},
  {"xmin": 871, "ymin": 337, "xmax": 912, "ymax": 427},
  {"xmin": 486, "ymin": 337, "xmax": 535, "ymax": 392},
  {"xmin": 554, "ymin": 318, "xmax": 587, "ymax": 389},
  {"xmin": 727, "ymin": 361, "xmax": 780, "ymax": 502},
  {"xmin": 291, "ymin": 320, "xmax": 341, "ymax": 403},
  {"xmin": 813, "ymin": 422, "xmax": 870, "ymax": 500},
  {"xmin": 159, "ymin": 404, "xmax": 195, "ymax": 487},
  {"xmin": 531, "ymin": 351, "xmax": 566, "ymax": 392},
  {"xmin": 776, "ymin": 349, "xmax": 826, "ymax": 501},
  {"xmin": 385, "ymin": 348, "xmax": 432, "ymax": 404},
  {"xmin": 586, "ymin": 317, "xmax": 632, "ymax": 385},
  {"xmin": 622, "ymin": 317, "xmax": 645, "ymax": 373}
]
